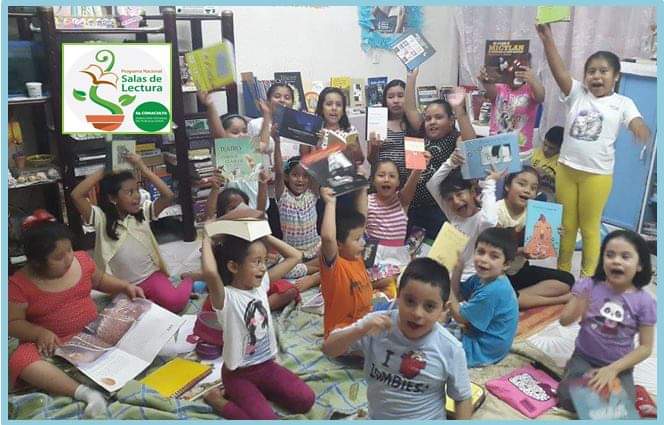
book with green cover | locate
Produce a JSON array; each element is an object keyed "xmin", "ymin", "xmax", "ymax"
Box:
[
  {"xmin": 536, "ymin": 6, "xmax": 571, "ymax": 24},
  {"xmin": 185, "ymin": 42, "xmax": 236, "ymax": 92},
  {"xmin": 213, "ymin": 137, "xmax": 262, "ymax": 182}
]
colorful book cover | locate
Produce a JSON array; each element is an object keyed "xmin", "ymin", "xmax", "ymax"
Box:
[
  {"xmin": 350, "ymin": 78, "xmax": 366, "ymax": 109},
  {"xmin": 417, "ymin": 85, "xmax": 439, "ymax": 108},
  {"xmin": 406, "ymin": 226, "xmax": 426, "ymax": 257},
  {"xmin": 213, "ymin": 137, "xmax": 262, "ymax": 182},
  {"xmin": 106, "ymin": 139, "xmax": 136, "ymax": 172},
  {"xmin": 391, "ymin": 31, "xmax": 436, "ymax": 71},
  {"xmin": 484, "ymin": 40, "xmax": 530, "ymax": 85},
  {"xmin": 404, "ymin": 137, "xmax": 426, "ymax": 170},
  {"xmin": 366, "ymin": 76, "xmax": 388, "ymax": 107},
  {"xmin": 363, "ymin": 237, "xmax": 379, "ymax": 268},
  {"xmin": 366, "ymin": 106, "xmax": 388, "ymax": 141},
  {"xmin": 459, "ymin": 132, "xmax": 522, "ymax": 179},
  {"xmin": 427, "ymin": 222, "xmax": 470, "ymax": 272},
  {"xmin": 536, "ymin": 6, "xmax": 571, "ymax": 24},
  {"xmin": 274, "ymin": 71, "xmax": 307, "ymax": 112},
  {"xmin": 272, "ymin": 104, "xmax": 324, "ymax": 147},
  {"xmin": 569, "ymin": 377, "xmax": 639, "ymax": 420},
  {"xmin": 524, "ymin": 200, "xmax": 562, "ymax": 259},
  {"xmin": 185, "ymin": 41, "xmax": 236, "ymax": 92},
  {"xmin": 329, "ymin": 76, "xmax": 352, "ymax": 106}
]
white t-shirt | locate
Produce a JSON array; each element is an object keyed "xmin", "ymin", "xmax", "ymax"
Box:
[
  {"xmin": 495, "ymin": 199, "xmax": 527, "ymax": 274},
  {"xmin": 214, "ymin": 274, "xmax": 277, "ymax": 371},
  {"xmin": 109, "ymin": 234, "xmax": 159, "ymax": 284},
  {"xmin": 559, "ymin": 79, "xmax": 641, "ymax": 175}
]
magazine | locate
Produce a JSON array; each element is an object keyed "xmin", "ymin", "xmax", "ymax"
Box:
[
  {"xmin": 459, "ymin": 132, "xmax": 522, "ymax": 179},
  {"xmin": 274, "ymin": 71, "xmax": 307, "ymax": 112},
  {"xmin": 366, "ymin": 106, "xmax": 388, "ymax": 141},
  {"xmin": 55, "ymin": 295, "xmax": 184, "ymax": 393},
  {"xmin": 569, "ymin": 377, "xmax": 639, "ymax": 420},
  {"xmin": 484, "ymin": 40, "xmax": 530, "ymax": 85},
  {"xmin": 185, "ymin": 41, "xmax": 236, "ymax": 92},
  {"xmin": 214, "ymin": 137, "xmax": 262, "ymax": 182},
  {"xmin": 366, "ymin": 76, "xmax": 388, "ymax": 107},
  {"xmin": 272, "ymin": 104, "xmax": 324, "ymax": 147},
  {"xmin": 105, "ymin": 139, "xmax": 136, "ymax": 172},
  {"xmin": 524, "ymin": 200, "xmax": 562, "ymax": 259},
  {"xmin": 391, "ymin": 31, "xmax": 436, "ymax": 71}
]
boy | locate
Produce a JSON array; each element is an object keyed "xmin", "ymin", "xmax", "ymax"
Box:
[
  {"xmin": 319, "ymin": 187, "xmax": 373, "ymax": 339},
  {"xmin": 530, "ymin": 126, "xmax": 563, "ymax": 201},
  {"xmin": 322, "ymin": 258, "xmax": 473, "ymax": 420},
  {"xmin": 447, "ymin": 227, "xmax": 519, "ymax": 367}
]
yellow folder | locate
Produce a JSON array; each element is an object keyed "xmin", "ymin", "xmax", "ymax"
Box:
[
  {"xmin": 427, "ymin": 222, "xmax": 470, "ymax": 272},
  {"xmin": 141, "ymin": 357, "xmax": 213, "ymax": 398}
]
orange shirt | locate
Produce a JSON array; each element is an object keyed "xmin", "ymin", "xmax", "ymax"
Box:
[{"xmin": 320, "ymin": 254, "xmax": 373, "ymax": 338}]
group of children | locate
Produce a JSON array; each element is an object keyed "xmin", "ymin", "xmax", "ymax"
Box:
[{"xmin": 8, "ymin": 22, "xmax": 655, "ymax": 420}]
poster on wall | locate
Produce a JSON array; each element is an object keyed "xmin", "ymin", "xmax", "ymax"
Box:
[
  {"xmin": 358, "ymin": 6, "xmax": 423, "ymax": 51},
  {"xmin": 62, "ymin": 43, "xmax": 172, "ymax": 134}
]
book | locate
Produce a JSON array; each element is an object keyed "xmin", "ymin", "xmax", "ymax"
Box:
[
  {"xmin": 274, "ymin": 71, "xmax": 307, "ymax": 112},
  {"xmin": 569, "ymin": 377, "xmax": 639, "ymax": 420},
  {"xmin": 459, "ymin": 132, "xmax": 522, "ymax": 179},
  {"xmin": 366, "ymin": 76, "xmax": 388, "ymax": 107},
  {"xmin": 303, "ymin": 91, "xmax": 319, "ymax": 113},
  {"xmin": 406, "ymin": 226, "xmax": 426, "ymax": 257},
  {"xmin": 54, "ymin": 295, "xmax": 184, "ymax": 393},
  {"xmin": 141, "ymin": 357, "xmax": 212, "ymax": 398},
  {"xmin": 484, "ymin": 40, "xmax": 530, "ymax": 85},
  {"xmin": 106, "ymin": 139, "xmax": 136, "ymax": 172},
  {"xmin": 185, "ymin": 118, "xmax": 211, "ymax": 139},
  {"xmin": 301, "ymin": 291, "xmax": 324, "ymax": 315},
  {"xmin": 536, "ymin": 6, "xmax": 571, "ymax": 24},
  {"xmin": 427, "ymin": 222, "xmax": 470, "ymax": 272},
  {"xmin": 417, "ymin": 85, "xmax": 439, "ymax": 108},
  {"xmin": 272, "ymin": 104, "xmax": 324, "ymax": 147},
  {"xmin": 523, "ymin": 200, "xmax": 562, "ymax": 259},
  {"xmin": 445, "ymin": 382, "xmax": 486, "ymax": 419},
  {"xmin": 329, "ymin": 76, "xmax": 352, "ymax": 106},
  {"xmin": 185, "ymin": 41, "xmax": 236, "ymax": 92},
  {"xmin": 178, "ymin": 355, "xmax": 224, "ymax": 401},
  {"xmin": 214, "ymin": 137, "xmax": 262, "ymax": 182},
  {"xmin": 391, "ymin": 31, "xmax": 436, "ymax": 71},
  {"xmin": 350, "ymin": 78, "xmax": 366, "ymax": 109},
  {"xmin": 204, "ymin": 218, "xmax": 272, "ymax": 241},
  {"xmin": 404, "ymin": 137, "xmax": 426, "ymax": 170},
  {"xmin": 241, "ymin": 72, "xmax": 261, "ymax": 118},
  {"xmin": 366, "ymin": 107, "xmax": 388, "ymax": 141},
  {"xmin": 363, "ymin": 237, "xmax": 379, "ymax": 268}
]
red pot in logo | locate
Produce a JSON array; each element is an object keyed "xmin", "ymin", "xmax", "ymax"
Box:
[{"xmin": 86, "ymin": 114, "xmax": 124, "ymax": 131}]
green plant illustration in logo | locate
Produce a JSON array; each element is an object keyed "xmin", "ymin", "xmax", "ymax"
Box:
[{"xmin": 74, "ymin": 49, "xmax": 135, "ymax": 131}]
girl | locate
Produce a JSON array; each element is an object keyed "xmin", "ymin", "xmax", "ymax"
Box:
[
  {"xmin": 71, "ymin": 155, "xmax": 193, "ymax": 314},
  {"xmin": 478, "ymin": 55, "xmax": 546, "ymax": 160},
  {"xmin": 9, "ymin": 216, "xmax": 143, "ymax": 418},
  {"xmin": 496, "ymin": 167, "xmax": 575, "ymax": 309},
  {"xmin": 200, "ymin": 233, "xmax": 315, "ymax": 419},
  {"xmin": 536, "ymin": 23, "xmax": 651, "ymax": 277},
  {"xmin": 556, "ymin": 230, "xmax": 655, "ymax": 413}
]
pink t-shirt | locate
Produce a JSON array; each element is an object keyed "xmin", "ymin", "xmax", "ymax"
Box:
[{"xmin": 488, "ymin": 83, "xmax": 538, "ymax": 158}]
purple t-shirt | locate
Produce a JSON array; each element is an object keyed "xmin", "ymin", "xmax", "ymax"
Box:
[{"xmin": 572, "ymin": 278, "xmax": 656, "ymax": 365}]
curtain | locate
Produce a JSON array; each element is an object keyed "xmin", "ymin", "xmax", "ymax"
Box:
[{"xmin": 454, "ymin": 6, "xmax": 656, "ymax": 143}]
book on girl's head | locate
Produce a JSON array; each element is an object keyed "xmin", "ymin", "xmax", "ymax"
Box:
[
  {"xmin": 329, "ymin": 76, "xmax": 352, "ymax": 106},
  {"xmin": 524, "ymin": 200, "xmax": 562, "ymax": 259},
  {"xmin": 366, "ymin": 76, "xmax": 388, "ymax": 107},
  {"xmin": 417, "ymin": 85, "xmax": 439, "ymax": 109},
  {"xmin": 141, "ymin": 357, "xmax": 212, "ymax": 398},
  {"xmin": 569, "ymin": 377, "xmax": 639, "ymax": 420},
  {"xmin": 484, "ymin": 40, "xmax": 530, "ymax": 85},
  {"xmin": 105, "ymin": 139, "xmax": 136, "ymax": 172},
  {"xmin": 205, "ymin": 218, "xmax": 272, "ymax": 241},
  {"xmin": 404, "ymin": 137, "xmax": 427, "ymax": 170},
  {"xmin": 460, "ymin": 132, "xmax": 522, "ymax": 179},
  {"xmin": 536, "ymin": 6, "xmax": 571, "ymax": 24},
  {"xmin": 272, "ymin": 104, "xmax": 324, "ymax": 147},
  {"xmin": 213, "ymin": 137, "xmax": 262, "ymax": 182},
  {"xmin": 274, "ymin": 71, "xmax": 307, "ymax": 112},
  {"xmin": 427, "ymin": 222, "xmax": 470, "ymax": 272},
  {"xmin": 391, "ymin": 31, "xmax": 436, "ymax": 71},
  {"xmin": 366, "ymin": 106, "xmax": 388, "ymax": 141},
  {"xmin": 185, "ymin": 41, "xmax": 236, "ymax": 92}
]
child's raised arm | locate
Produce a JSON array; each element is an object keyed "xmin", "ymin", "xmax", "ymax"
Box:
[
  {"xmin": 628, "ymin": 117, "xmax": 652, "ymax": 144},
  {"xmin": 404, "ymin": 68, "xmax": 424, "ymax": 131},
  {"xmin": 71, "ymin": 168, "xmax": 105, "ymax": 224},
  {"xmin": 198, "ymin": 91, "xmax": 225, "ymax": 138},
  {"xmin": 201, "ymin": 235, "xmax": 226, "ymax": 310},
  {"xmin": 204, "ymin": 170, "xmax": 224, "ymax": 220},
  {"xmin": 273, "ymin": 135, "xmax": 286, "ymax": 200},
  {"xmin": 517, "ymin": 66, "xmax": 546, "ymax": 103},
  {"xmin": 320, "ymin": 187, "xmax": 338, "ymax": 264},
  {"xmin": 322, "ymin": 313, "xmax": 391, "ymax": 356},
  {"xmin": 256, "ymin": 168, "xmax": 269, "ymax": 212},
  {"xmin": 425, "ymin": 148, "xmax": 462, "ymax": 217},
  {"xmin": 447, "ymin": 256, "xmax": 470, "ymax": 326},
  {"xmin": 256, "ymin": 100, "xmax": 273, "ymax": 155},
  {"xmin": 264, "ymin": 235, "xmax": 304, "ymax": 281},
  {"xmin": 478, "ymin": 66, "xmax": 498, "ymax": 102},
  {"xmin": 536, "ymin": 24, "xmax": 573, "ymax": 96},
  {"xmin": 477, "ymin": 166, "xmax": 502, "ymax": 228},
  {"xmin": 125, "ymin": 153, "xmax": 175, "ymax": 217},
  {"xmin": 447, "ymin": 88, "xmax": 476, "ymax": 141}
]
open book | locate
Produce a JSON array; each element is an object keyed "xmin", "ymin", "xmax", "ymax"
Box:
[{"xmin": 55, "ymin": 295, "xmax": 184, "ymax": 393}]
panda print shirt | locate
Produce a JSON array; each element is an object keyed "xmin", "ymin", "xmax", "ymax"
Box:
[{"xmin": 572, "ymin": 277, "xmax": 656, "ymax": 365}]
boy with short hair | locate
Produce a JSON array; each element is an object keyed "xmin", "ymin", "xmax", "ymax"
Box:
[
  {"xmin": 530, "ymin": 125, "xmax": 564, "ymax": 201},
  {"xmin": 322, "ymin": 257, "xmax": 473, "ymax": 420},
  {"xmin": 447, "ymin": 227, "xmax": 519, "ymax": 367},
  {"xmin": 319, "ymin": 187, "xmax": 373, "ymax": 339}
]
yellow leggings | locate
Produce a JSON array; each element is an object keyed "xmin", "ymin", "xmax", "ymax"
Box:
[{"xmin": 555, "ymin": 163, "xmax": 613, "ymax": 276}]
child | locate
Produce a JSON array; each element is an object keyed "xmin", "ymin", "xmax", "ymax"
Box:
[
  {"xmin": 447, "ymin": 227, "xmax": 519, "ymax": 367},
  {"xmin": 71, "ymin": 155, "xmax": 193, "ymax": 313},
  {"xmin": 9, "ymin": 217, "xmax": 143, "ymax": 417},
  {"xmin": 497, "ymin": 167, "xmax": 575, "ymax": 309},
  {"xmin": 529, "ymin": 126, "xmax": 563, "ymax": 201},
  {"xmin": 200, "ymin": 232, "xmax": 315, "ymax": 419},
  {"xmin": 319, "ymin": 187, "xmax": 373, "ymax": 339},
  {"xmin": 206, "ymin": 185, "xmax": 251, "ymax": 220},
  {"xmin": 322, "ymin": 258, "xmax": 473, "ymax": 420},
  {"xmin": 479, "ymin": 55, "xmax": 545, "ymax": 159},
  {"xmin": 556, "ymin": 230, "xmax": 655, "ymax": 412},
  {"xmin": 536, "ymin": 23, "xmax": 651, "ymax": 277},
  {"xmin": 426, "ymin": 148, "xmax": 501, "ymax": 282}
]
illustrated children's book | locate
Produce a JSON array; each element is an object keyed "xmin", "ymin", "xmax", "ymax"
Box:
[
  {"xmin": 55, "ymin": 295, "xmax": 184, "ymax": 393},
  {"xmin": 417, "ymin": 85, "xmax": 439, "ymax": 109},
  {"xmin": 484, "ymin": 40, "xmax": 530, "ymax": 85},
  {"xmin": 274, "ymin": 71, "xmax": 307, "ymax": 112},
  {"xmin": 391, "ymin": 31, "xmax": 436, "ymax": 71},
  {"xmin": 366, "ymin": 76, "xmax": 388, "ymax": 107},
  {"xmin": 404, "ymin": 137, "xmax": 426, "ymax": 170},
  {"xmin": 106, "ymin": 139, "xmax": 136, "ymax": 172},
  {"xmin": 213, "ymin": 137, "xmax": 262, "ymax": 182},
  {"xmin": 366, "ymin": 106, "xmax": 388, "ymax": 141},
  {"xmin": 329, "ymin": 76, "xmax": 352, "ymax": 106},
  {"xmin": 178, "ymin": 354, "xmax": 224, "ymax": 401},
  {"xmin": 536, "ymin": 6, "xmax": 572, "ymax": 24},
  {"xmin": 485, "ymin": 365, "xmax": 559, "ymax": 419},
  {"xmin": 272, "ymin": 104, "xmax": 324, "ymax": 147},
  {"xmin": 350, "ymin": 78, "xmax": 366, "ymax": 109},
  {"xmin": 185, "ymin": 41, "xmax": 236, "ymax": 92},
  {"xmin": 205, "ymin": 218, "xmax": 272, "ymax": 241},
  {"xmin": 459, "ymin": 132, "xmax": 522, "ymax": 180},
  {"xmin": 523, "ymin": 200, "xmax": 562, "ymax": 259},
  {"xmin": 141, "ymin": 357, "xmax": 212, "ymax": 398},
  {"xmin": 568, "ymin": 376, "xmax": 639, "ymax": 420},
  {"xmin": 427, "ymin": 222, "xmax": 470, "ymax": 272},
  {"xmin": 406, "ymin": 226, "xmax": 427, "ymax": 257}
]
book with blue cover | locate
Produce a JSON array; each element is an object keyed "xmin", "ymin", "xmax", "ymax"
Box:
[
  {"xmin": 569, "ymin": 377, "xmax": 639, "ymax": 420},
  {"xmin": 391, "ymin": 31, "xmax": 436, "ymax": 71},
  {"xmin": 460, "ymin": 132, "xmax": 522, "ymax": 179},
  {"xmin": 273, "ymin": 104, "xmax": 324, "ymax": 147},
  {"xmin": 524, "ymin": 200, "xmax": 562, "ymax": 259},
  {"xmin": 366, "ymin": 76, "xmax": 388, "ymax": 107}
]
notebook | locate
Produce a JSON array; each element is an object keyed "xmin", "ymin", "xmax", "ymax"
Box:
[
  {"xmin": 141, "ymin": 357, "xmax": 212, "ymax": 398},
  {"xmin": 445, "ymin": 382, "xmax": 486, "ymax": 418}
]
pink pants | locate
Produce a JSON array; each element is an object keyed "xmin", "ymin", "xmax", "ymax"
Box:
[{"xmin": 139, "ymin": 271, "xmax": 193, "ymax": 313}]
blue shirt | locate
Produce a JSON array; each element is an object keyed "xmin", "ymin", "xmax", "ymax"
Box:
[{"xmin": 459, "ymin": 274, "xmax": 518, "ymax": 367}]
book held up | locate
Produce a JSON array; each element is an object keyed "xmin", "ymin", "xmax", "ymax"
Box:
[
  {"xmin": 185, "ymin": 41, "xmax": 236, "ymax": 92},
  {"xmin": 484, "ymin": 40, "xmax": 530, "ymax": 85},
  {"xmin": 460, "ymin": 132, "xmax": 522, "ymax": 180}
]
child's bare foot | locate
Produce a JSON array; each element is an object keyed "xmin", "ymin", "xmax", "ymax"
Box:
[{"xmin": 204, "ymin": 388, "xmax": 228, "ymax": 414}]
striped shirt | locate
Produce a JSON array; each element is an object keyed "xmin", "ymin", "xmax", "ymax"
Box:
[
  {"xmin": 278, "ymin": 189, "xmax": 320, "ymax": 260},
  {"xmin": 377, "ymin": 129, "xmax": 407, "ymax": 187},
  {"xmin": 366, "ymin": 193, "xmax": 408, "ymax": 242}
]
